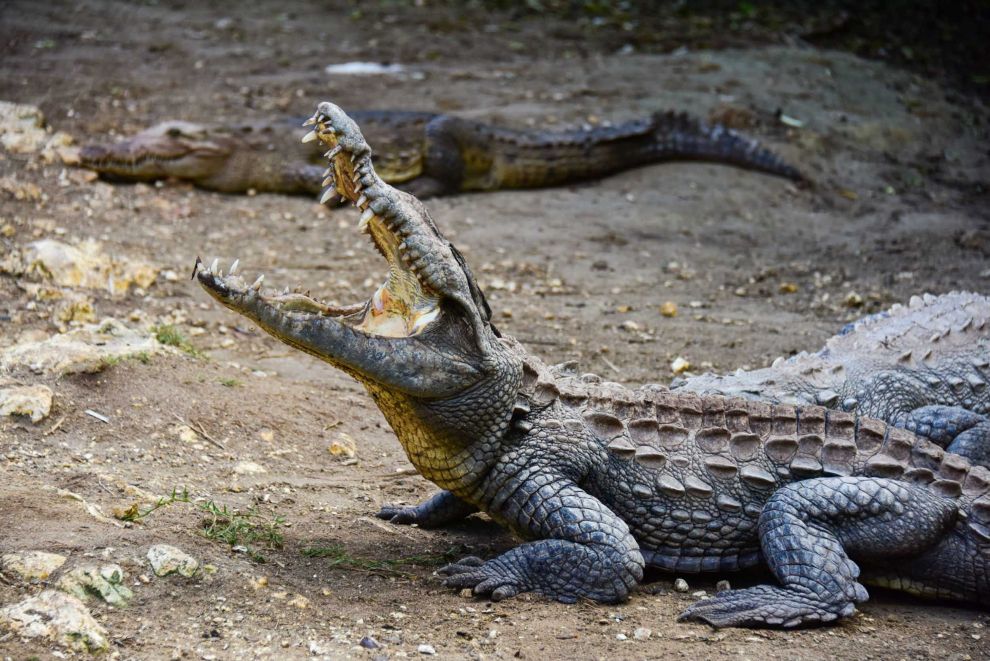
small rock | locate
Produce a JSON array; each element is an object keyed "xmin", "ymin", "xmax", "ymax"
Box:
[
  {"xmin": 619, "ymin": 320, "xmax": 641, "ymax": 332},
  {"xmin": 692, "ymin": 590, "xmax": 708, "ymax": 598},
  {"xmin": 57, "ymin": 564, "xmax": 133, "ymax": 607},
  {"xmin": 0, "ymin": 589, "xmax": 108, "ymax": 652},
  {"xmin": 670, "ymin": 357, "xmax": 691, "ymax": 375},
  {"xmin": 843, "ymin": 291, "xmax": 864, "ymax": 308},
  {"xmin": 360, "ymin": 636, "xmax": 381, "ymax": 649},
  {"xmin": 1, "ymin": 550, "xmax": 67, "ymax": 580},
  {"xmin": 778, "ymin": 282, "xmax": 799, "ymax": 294},
  {"xmin": 615, "ymin": 633, "xmax": 628, "ymax": 641},
  {"xmin": 147, "ymin": 544, "xmax": 199, "ymax": 577},
  {"xmin": 673, "ymin": 578, "xmax": 689, "ymax": 592},
  {"xmin": 716, "ymin": 579, "xmax": 731, "ymax": 593},
  {"xmin": 288, "ymin": 594, "xmax": 310, "ymax": 609},
  {"xmin": 633, "ymin": 627, "xmax": 652, "ymax": 641},
  {"xmin": 659, "ymin": 301, "xmax": 678, "ymax": 317},
  {"xmin": 0, "ymin": 384, "xmax": 54, "ymax": 423},
  {"xmin": 328, "ymin": 432, "xmax": 357, "ymax": 458},
  {"xmin": 233, "ymin": 460, "xmax": 267, "ymax": 475},
  {"xmin": 174, "ymin": 424, "xmax": 199, "ymax": 443},
  {"xmin": 418, "ymin": 643, "xmax": 437, "ymax": 655}
]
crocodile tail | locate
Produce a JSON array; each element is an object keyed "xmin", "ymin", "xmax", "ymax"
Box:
[{"xmin": 649, "ymin": 111, "xmax": 804, "ymax": 181}]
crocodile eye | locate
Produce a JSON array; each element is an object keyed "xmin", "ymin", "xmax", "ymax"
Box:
[{"xmin": 166, "ymin": 127, "xmax": 184, "ymax": 138}]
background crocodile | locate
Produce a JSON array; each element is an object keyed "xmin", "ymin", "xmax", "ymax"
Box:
[
  {"xmin": 78, "ymin": 109, "xmax": 802, "ymax": 198},
  {"xmin": 673, "ymin": 292, "xmax": 990, "ymax": 465},
  {"xmin": 194, "ymin": 103, "xmax": 989, "ymax": 628}
]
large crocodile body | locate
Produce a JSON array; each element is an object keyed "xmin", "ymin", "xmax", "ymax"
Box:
[
  {"xmin": 675, "ymin": 292, "xmax": 990, "ymax": 466},
  {"xmin": 194, "ymin": 103, "xmax": 988, "ymax": 628},
  {"xmin": 80, "ymin": 109, "xmax": 802, "ymax": 198}
]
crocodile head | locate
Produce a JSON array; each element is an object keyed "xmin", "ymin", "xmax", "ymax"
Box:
[
  {"xmin": 79, "ymin": 121, "xmax": 237, "ymax": 183},
  {"xmin": 195, "ymin": 102, "xmax": 522, "ymax": 483}
]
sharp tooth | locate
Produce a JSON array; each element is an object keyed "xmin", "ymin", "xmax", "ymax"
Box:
[
  {"xmin": 323, "ymin": 167, "xmax": 333, "ymax": 177},
  {"xmin": 358, "ymin": 208, "xmax": 374, "ymax": 230},
  {"xmin": 302, "ymin": 116, "xmax": 317, "ymax": 127},
  {"xmin": 301, "ymin": 130, "xmax": 318, "ymax": 143},
  {"xmin": 229, "ymin": 259, "xmax": 239, "ymax": 275},
  {"xmin": 322, "ymin": 176, "xmax": 334, "ymax": 187},
  {"xmin": 354, "ymin": 182, "xmax": 363, "ymax": 193},
  {"xmin": 410, "ymin": 308, "xmax": 440, "ymax": 334},
  {"xmin": 209, "ymin": 258, "xmax": 219, "ymax": 274},
  {"xmin": 250, "ymin": 274, "xmax": 265, "ymax": 290},
  {"xmin": 371, "ymin": 285, "xmax": 386, "ymax": 314},
  {"xmin": 320, "ymin": 187, "xmax": 336, "ymax": 205},
  {"xmin": 324, "ymin": 147, "xmax": 341, "ymax": 159},
  {"xmin": 356, "ymin": 194, "xmax": 367, "ymax": 208},
  {"xmin": 324, "ymin": 125, "xmax": 335, "ymax": 134}
]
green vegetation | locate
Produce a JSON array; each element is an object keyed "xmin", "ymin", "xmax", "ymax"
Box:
[
  {"xmin": 114, "ymin": 486, "xmax": 191, "ymax": 523},
  {"xmin": 199, "ymin": 501, "xmax": 285, "ymax": 563},
  {"xmin": 153, "ymin": 324, "xmax": 202, "ymax": 357}
]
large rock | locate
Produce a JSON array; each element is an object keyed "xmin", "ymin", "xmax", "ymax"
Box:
[
  {"xmin": 0, "ymin": 590, "xmax": 108, "ymax": 652},
  {"xmin": 0, "ymin": 384, "xmax": 54, "ymax": 422},
  {"xmin": 1, "ymin": 238, "xmax": 158, "ymax": 295},
  {"xmin": 147, "ymin": 544, "xmax": 199, "ymax": 577},
  {"xmin": 57, "ymin": 564, "xmax": 134, "ymax": 607},
  {"xmin": 1, "ymin": 318, "xmax": 164, "ymax": 375},
  {"xmin": 1, "ymin": 550, "xmax": 67, "ymax": 580},
  {"xmin": 0, "ymin": 100, "xmax": 76, "ymax": 162}
]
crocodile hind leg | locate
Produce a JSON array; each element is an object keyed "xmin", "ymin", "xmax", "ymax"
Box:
[
  {"xmin": 899, "ymin": 405, "xmax": 990, "ymax": 466},
  {"xmin": 376, "ymin": 490, "xmax": 478, "ymax": 527},
  {"xmin": 678, "ymin": 477, "xmax": 958, "ymax": 628},
  {"xmin": 439, "ymin": 466, "xmax": 645, "ymax": 603}
]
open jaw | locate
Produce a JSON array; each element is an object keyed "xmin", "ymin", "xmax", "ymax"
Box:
[{"xmin": 194, "ymin": 103, "xmax": 442, "ymax": 341}]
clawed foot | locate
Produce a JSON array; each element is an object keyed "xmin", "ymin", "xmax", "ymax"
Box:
[
  {"xmin": 375, "ymin": 504, "xmax": 420, "ymax": 525},
  {"xmin": 438, "ymin": 556, "xmax": 554, "ymax": 602},
  {"xmin": 677, "ymin": 584, "xmax": 865, "ymax": 629}
]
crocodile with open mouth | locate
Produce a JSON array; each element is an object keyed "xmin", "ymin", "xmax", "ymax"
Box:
[
  {"xmin": 80, "ymin": 108, "xmax": 802, "ymax": 197},
  {"xmin": 194, "ymin": 102, "xmax": 988, "ymax": 628}
]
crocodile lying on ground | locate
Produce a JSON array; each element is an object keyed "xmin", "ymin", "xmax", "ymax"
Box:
[
  {"xmin": 79, "ymin": 109, "xmax": 802, "ymax": 198},
  {"xmin": 674, "ymin": 292, "xmax": 990, "ymax": 466},
  {"xmin": 194, "ymin": 102, "xmax": 988, "ymax": 628}
]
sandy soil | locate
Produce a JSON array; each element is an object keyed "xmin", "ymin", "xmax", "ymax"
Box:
[{"xmin": 1, "ymin": 1, "xmax": 989, "ymax": 659}]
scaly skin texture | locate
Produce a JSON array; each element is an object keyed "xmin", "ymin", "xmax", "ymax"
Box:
[
  {"xmin": 80, "ymin": 109, "xmax": 802, "ymax": 197},
  {"xmin": 195, "ymin": 103, "xmax": 989, "ymax": 629},
  {"xmin": 674, "ymin": 292, "xmax": 990, "ymax": 466}
]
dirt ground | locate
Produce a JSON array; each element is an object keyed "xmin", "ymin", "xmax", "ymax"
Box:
[{"xmin": 2, "ymin": 1, "xmax": 990, "ymax": 659}]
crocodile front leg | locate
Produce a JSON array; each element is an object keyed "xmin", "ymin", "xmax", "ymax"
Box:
[
  {"xmin": 678, "ymin": 477, "xmax": 958, "ymax": 628},
  {"xmin": 439, "ymin": 464, "xmax": 645, "ymax": 603},
  {"xmin": 376, "ymin": 490, "xmax": 478, "ymax": 528},
  {"xmin": 899, "ymin": 405, "xmax": 990, "ymax": 466}
]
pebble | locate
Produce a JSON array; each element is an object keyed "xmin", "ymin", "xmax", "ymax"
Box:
[
  {"xmin": 633, "ymin": 627, "xmax": 652, "ymax": 641},
  {"xmin": 716, "ymin": 579, "xmax": 731, "ymax": 593},
  {"xmin": 615, "ymin": 633, "xmax": 627, "ymax": 641},
  {"xmin": 360, "ymin": 636, "xmax": 380, "ymax": 649},
  {"xmin": 659, "ymin": 301, "xmax": 677, "ymax": 317},
  {"xmin": 417, "ymin": 643, "xmax": 437, "ymax": 655},
  {"xmin": 233, "ymin": 460, "xmax": 267, "ymax": 475},
  {"xmin": 670, "ymin": 357, "xmax": 690, "ymax": 375},
  {"xmin": 673, "ymin": 578, "xmax": 689, "ymax": 592},
  {"xmin": 147, "ymin": 544, "xmax": 200, "ymax": 577}
]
